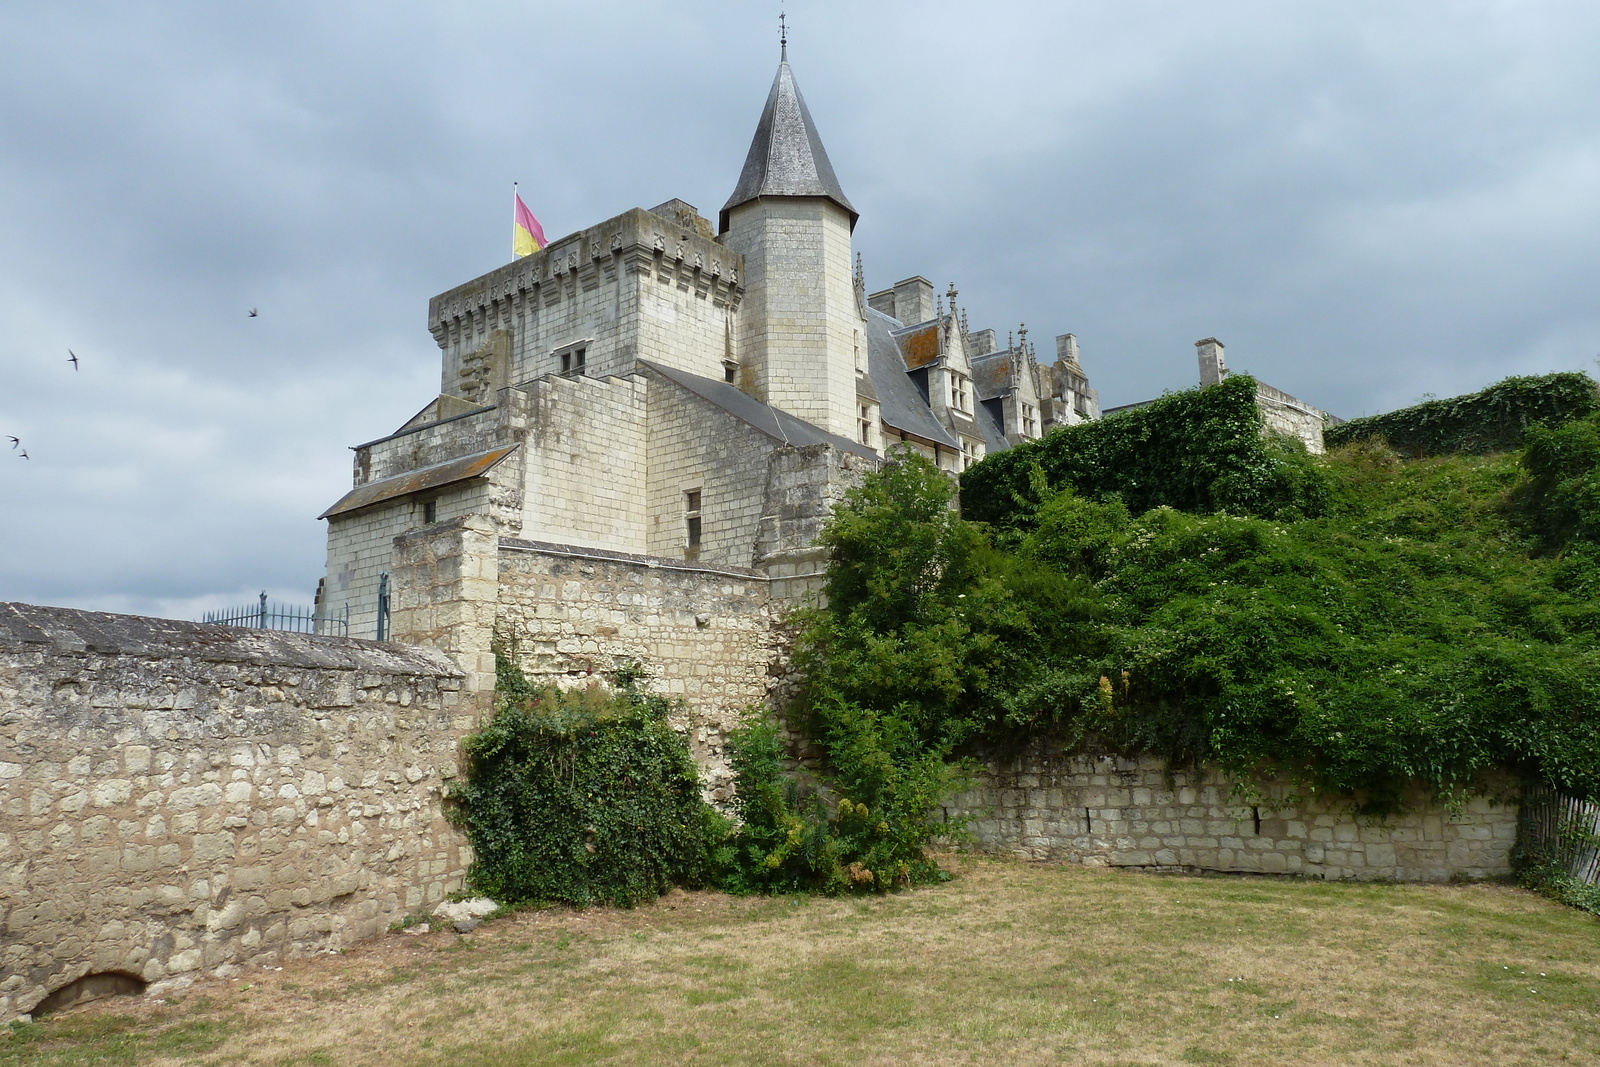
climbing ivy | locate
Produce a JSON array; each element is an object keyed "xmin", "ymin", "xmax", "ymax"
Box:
[
  {"xmin": 959, "ymin": 374, "xmax": 1329, "ymax": 533},
  {"xmin": 451, "ymin": 651, "xmax": 723, "ymax": 907},
  {"xmin": 1325, "ymin": 371, "xmax": 1599, "ymax": 457}
]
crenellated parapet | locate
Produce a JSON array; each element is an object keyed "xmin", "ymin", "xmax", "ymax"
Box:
[
  {"xmin": 427, "ymin": 206, "xmax": 744, "ymax": 339},
  {"xmin": 425, "ymin": 205, "xmax": 746, "ymax": 392}
]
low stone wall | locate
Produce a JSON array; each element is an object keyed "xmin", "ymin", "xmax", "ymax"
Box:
[
  {"xmin": 950, "ymin": 748, "xmax": 1515, "ymax": 881},
  {"xmin": 0, "ymin": 603, "xmax": 472, "ymax": 1022},
  {"xmin": 495, "ymin": 538, "xmax": 777, "ymax": 802}
]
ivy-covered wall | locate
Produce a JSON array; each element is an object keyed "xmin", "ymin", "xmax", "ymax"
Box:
[
  {"xmin": 1325, "ymin": 372, "xmax": 1599, "ymax": 456},
  {"xmin": 959, "ymin": 375, "xmax": 1327, "ymax": 530}
]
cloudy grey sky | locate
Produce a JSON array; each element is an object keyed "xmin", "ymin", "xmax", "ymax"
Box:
[{"xmin": 2, "ymin": 1, "xmax": 1598, "ymax": 618}]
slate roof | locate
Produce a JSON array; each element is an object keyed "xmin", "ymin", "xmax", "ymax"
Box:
[
  {"xmin": 639, "ymin": 360, "xmax": 878, "ymax": 461},
  {"xmin": 970, "ymin": 351, "xmax": 1015, "ymax": 402},
  {"xmin": 320, "ymin": 446, "xmax": 519, "ymax": 519},
  {"xmin": 974, "ymin": 399, "xmax": 1010, "ymax": 454},
  {"xmin": 865, "ymin": 308, "xmax": 960, "ymax": 449},
  {"xmin": 720, "ymin": 53, "xmax": 857, "ymax": 232}
]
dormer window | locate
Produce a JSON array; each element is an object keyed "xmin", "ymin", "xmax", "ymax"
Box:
[
  {"xmin": 1021, "ymin": 403, "xmax": 1037, "ymax": 438},
  {"xmin": 949, "ymin": 372, "xmax": 970, "ymax": 413}
]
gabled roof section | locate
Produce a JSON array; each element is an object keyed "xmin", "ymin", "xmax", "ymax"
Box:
[
  {"xmin": 319, "ymin": 446, "xmax": 518, "ymax": 519},
  {"xmin": 970, "ymin": 351, "xmax": 1015, "ymax": 401},
  {"xmin": 720, "ymin": 53, "xmax": 857, "ymax": 232},
  {"xmin": 865, "ymin": 308, "xmax": 960, "ymax": 449},
  {"xmin": 639, "ymin": 360, "xmax": 878, "ymax": 461}
]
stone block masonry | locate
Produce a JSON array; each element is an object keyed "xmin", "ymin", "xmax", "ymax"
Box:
[
  {"xmin": 0, "ymin": 603, "xmax": 471, "ymax": 1023},
  {"xmin": 494, "ymin": 538, "xmax": 777, "ymax": 803},
  {"xmin": 951, "ymin": 748, "xmax": 1515, "ymax": 881}
]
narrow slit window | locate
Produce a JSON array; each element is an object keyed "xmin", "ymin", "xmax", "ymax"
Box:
[
  {"xmin": 685, "ymin": 489, "xmax": 702, "ymax": 550},
  {"xmin": 422, "ymin": 499, "xmax": 437, "ymax": 524}
]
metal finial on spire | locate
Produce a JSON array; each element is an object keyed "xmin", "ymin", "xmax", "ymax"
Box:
[{"xmin": 780, "ymin": 9, "xmax": 787, "ymax": 58}]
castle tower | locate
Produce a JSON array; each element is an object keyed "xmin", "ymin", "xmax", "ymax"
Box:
[{"xmin": 719, "ymin": 47, "xmax": 862, "ymax": 439}]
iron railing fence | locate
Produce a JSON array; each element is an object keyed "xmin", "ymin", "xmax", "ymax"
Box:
[
  {"xmin": 202, "ymin": 592, "xmax": 349, "ymax": 638},
  {"xmin": 1521, "ymin": 784, "xmax": 1600, "ymax": 886}
]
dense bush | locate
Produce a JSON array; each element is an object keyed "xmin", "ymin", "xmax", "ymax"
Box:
[
  {"xmin": 808, "ymin": 392, "xmax": 1600, "ymax": 816},
  {"xmin": 1325, "ymin": 372, "xmax": 1599, "ymax": 457},
  {"xmin": 959, "ymin": 374, "xmax": 1330, "ymax": 531},
  {"xmin": 452, "ymin": 654, "xmax": 721, "ymax": 907},
  {"xmin": 712, "ymin": 711, "xmax": 957, "ymax": 894}
]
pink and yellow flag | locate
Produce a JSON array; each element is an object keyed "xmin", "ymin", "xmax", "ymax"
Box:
[{"xmin": 513, "ymin": 188, "xmax": 546, "ymax": 258}]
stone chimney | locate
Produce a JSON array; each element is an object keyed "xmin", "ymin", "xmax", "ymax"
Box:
[
  {"xmin": 1197, "ymin": 337, "xmax": 1227, "ymax": 387},
  {"xmin": 891, "ymin": 276, "xmax": 936, "ymax": 325},
  {"xmin": 1057, "ymin": 333, "xmax": 1082, "ymax": 367}
]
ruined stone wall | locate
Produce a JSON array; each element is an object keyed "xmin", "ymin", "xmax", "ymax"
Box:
[
  {"xmin": 1255, "ymin": 382, "xmax": 1328, "ymax": 455},
  {"xmin": 0, "ymin": 604, "xmax": 471, "ymax": 1023},
  {"xmin": 495, "ymin": 539, "xmax": 776, "ymax": 801},
  {"xmin": 755, "ymin": 444, "xmax": 877, "ymax": 606},
  {"xmin": 950, "ymin": 747, "xmax": 1515, "ymax": 881}
]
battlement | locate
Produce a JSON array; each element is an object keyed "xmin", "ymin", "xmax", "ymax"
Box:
[{"xmin": 427, "ymin": 206, "xmax": 743, "ymax": 336}]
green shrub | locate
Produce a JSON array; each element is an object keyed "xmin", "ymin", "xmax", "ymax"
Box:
[
  {"xmin": 1326, "ymin": 372, "xmax": 1599, "ymax": 457},
  {"xmin": 799, "ymin": 390, "xmax": 1600, "ymax": 817},
  {"xmin": 452, "ymin": 655, "xmax": 722, "ymax": 907},
  {"xmin": 1516, "ymin": 411, "xmax": 1600, "ymax": 551},
  {"xmin": 959, "ymin": 374, "xmax": 1330, "ymax": 532},
  {"xmin": 714, "ymin": 708, "xmax": 961, "ymax": 895}
]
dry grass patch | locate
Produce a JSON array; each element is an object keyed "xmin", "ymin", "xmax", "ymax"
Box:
[{"xmin": 4, "ymin": 857, "xmax": 1599, "ymax": 1066}]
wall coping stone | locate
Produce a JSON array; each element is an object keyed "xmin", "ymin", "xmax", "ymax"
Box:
[
  {"xmin": 498, "ymin": 537, "xmax": 769, "ymax": 580},
  {"xmin": 0, "ymin": 602, "xmax": 462, "ymax": 676}
]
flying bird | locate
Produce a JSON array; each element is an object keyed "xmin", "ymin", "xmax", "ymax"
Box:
[
  {"xmin": 248, "ymin": 308, "xmax": 258, "ymax": 318},
  {"xmin": 6, "ymin": 436, "xmax": 17, "ymax": 450},
  {"xmin": 18, "ymin": 449, "xmax": 28, "ymax": 460},
  {"xmin": 67, "ymin": 349, "xmax": 79, "ymax": 370}
]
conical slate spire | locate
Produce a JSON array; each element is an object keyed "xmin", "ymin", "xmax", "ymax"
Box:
[{"xmin": 720, "ymin": 54, "xmax": 857, "ymax": 232}]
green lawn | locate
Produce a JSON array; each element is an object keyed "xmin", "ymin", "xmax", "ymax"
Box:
[{"xmin": 5, "ymin": 857, "xmax": 1599, "ymax": 1066}]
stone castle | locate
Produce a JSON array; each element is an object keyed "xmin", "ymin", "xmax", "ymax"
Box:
[
  {"xmin": 316, "ymin": 46, "xmax": 1104, "ymax": 648},
  {"xmin": 7, "ymin": 48, "xmax": 1492, "ymax": 1025}
]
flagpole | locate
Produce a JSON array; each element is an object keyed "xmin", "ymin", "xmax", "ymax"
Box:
[{"xmin": 512, "ymin": 181, "xmax": 518, "ymax": 258}]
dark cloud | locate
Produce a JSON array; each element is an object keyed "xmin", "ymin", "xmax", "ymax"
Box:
[{"xmin": 2, "ymin": 1, "xmax": 1598, "ymax": 614}]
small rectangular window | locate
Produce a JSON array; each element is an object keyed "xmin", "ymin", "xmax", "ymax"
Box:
[
  {"xmin": 858, "ymin": 404, "xmax": 873, "ymax": 445},
  {"xmin": 685, "ymin": 489, "xmax": 702, "ymax": 550},
  {"xmin": 422, "ymin": 499, "xmax": 437, "ymax": 524},
  {"xmin": 724, "ymin": 361, "xmax": 738, "ymax": 383},
  {"xmin": 555, "ymin": 340, "xmax": 593, "ymax": 377}
]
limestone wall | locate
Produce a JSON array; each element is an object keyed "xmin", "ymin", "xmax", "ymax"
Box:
[
  {"xmin": 323, "ymin": 482, "xmax": 492, "ymax": 640},
  {"xmin": 522, "ymin": 373, "xmax": 649, "ymax": 553},
  {"xmin": 1255, "ymin": 382, "xmax": 1328, "ymax": 454},
  {"xmin": 950, "ymin": 748, "xmax": 1515, "ymax": 881},
  {"xmin": 495, "ymin": 539, "xmax": 776, "ymax": 801},
  {"xmin": 642, "ymin": 367, "xmax": 790, "ymax": 566},
  {"xmin": 0, "ymin": 604, "xmax": 472, "ymax": 1023},
  {"xmin": 426, "ymin": 207, "xmax": 743, "ymax": 389}
]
